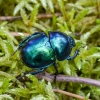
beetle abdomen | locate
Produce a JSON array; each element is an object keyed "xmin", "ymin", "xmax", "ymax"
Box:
[
  {"xmin": 20, "ymin": 32, "xmax": 55, "ymax": 68},
  {"xmin": 49, "ymin": 31, "xmax": 72, "ymax": 61}
]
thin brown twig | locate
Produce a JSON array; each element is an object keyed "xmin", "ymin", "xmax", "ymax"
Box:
[
  {"xmin": 38, "ymin": 13, "xmax": 61, "ymax": 19},
  {"xmin": 0, "ymin": 13, "xmax": 61, "ymax": 21},
  {"xmin": 35, "ymin": 72, "xmax": 100, "ymax": 87},
  {"xmin": 53, "ymin": 89, "xmax": 91, "ymax": 100},
  {"xmin": 0, "ymin": 16, "xmax": 21, "ymax": 21}
]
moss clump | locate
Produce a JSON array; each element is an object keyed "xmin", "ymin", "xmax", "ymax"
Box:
[{"xmin": 0, "ymin": 0, "xmax": 100, "ymax": 100}]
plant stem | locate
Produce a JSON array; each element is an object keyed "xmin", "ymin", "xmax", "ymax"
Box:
[
  {"xmin": 0, "ymin": 13, "xmax": 61, "ymax": 21},
  {"xmin": 36, "ymin": 72, "xmax": 100, "ymax": 87},
  {"xmin": 53, "ymin": 89, "xmax": 91, "ymax": 100}
]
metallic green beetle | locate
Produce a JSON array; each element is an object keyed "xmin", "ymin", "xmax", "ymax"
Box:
[{"xmin": 14, "ymin": 31, "xmax": 79, "ymax": 80}]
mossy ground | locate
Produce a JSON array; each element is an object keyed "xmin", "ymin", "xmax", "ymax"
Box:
[{"xmin": 0, "ymin": 0, "xmax": 100, "ymax": 100}]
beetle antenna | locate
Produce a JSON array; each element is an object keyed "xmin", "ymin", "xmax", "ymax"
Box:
[{"xmin": 10, "ymin": 46, "xmax": 20, "ymax": 57}]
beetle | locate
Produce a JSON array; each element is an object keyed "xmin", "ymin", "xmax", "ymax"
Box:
[{"xmin": 14, "ymin": 31, "xmax": 79, "ymax": 80}]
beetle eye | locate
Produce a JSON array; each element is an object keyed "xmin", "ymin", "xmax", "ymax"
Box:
[{"xmin": 68, "ymin": 36, "xmax": 75, "ymax": 48}]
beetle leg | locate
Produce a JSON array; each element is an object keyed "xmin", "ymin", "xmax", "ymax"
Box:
[
  {"xmin": 53, "ymin": 62, "xmax": 58, "ymax": 82},
  {"xmin": 67, "ymin": 49, "xmax": 79, "ymax": 60},
  {"xmin": 16, "ymin": 68, "xmax": 45, "ymax": 81}
]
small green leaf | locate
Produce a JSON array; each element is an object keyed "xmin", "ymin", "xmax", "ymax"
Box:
[
  {"xmin": 57, "ymin": 22, "xmax": 69, "ymax": 32},
  {"xmin": 0, "ymin": 78, "xmax": 10, "ymax": 94},
  {"xmin": 52, "ymin": 14, "xmax": 57, "ymax": 30},
  {"xmin": 57, "ymin": 0, "xmax": 68, "ymax": 20},
  {"xmin": 57, "ymin": 23, "xmax": 65, "ymax": 32},
  {"xmin": 30, "ymin": 95, "xmax": 46, "ymax": 100},
  {"xmin": 20, "ymin": 9, "xmax": 28, "ymax": 25},
  {"xmin": 85, "ymin": 92, "xmax": 90, "ymax": 99},
  {"xmin": 40, "ymin": 0, "xmax": 47, "ymax": 10},
  {"xmin": 28, "ymin": 4, "xmax": 39, "ymax": 26},
  {"xmin": 74, "ymin": 9, "xmax": 88, "ymax": 23},
  {"xmin": 71, "ymin": 24, "xmax": 75, "ymax": 32},
  {"xmin": 8, "ymin": 88, "xmax": 30, "ymax": 97},
  {"xmin": 34, "ymin": 23, "xmax": 46, "ymax": 31},
  {"xmin": 74, "ymin": 56, "xmax": 82, "ymax": 70},
  {"xmin": 46, "ymin": 82, "xmax": 55, "ymax": 100},
  {"xmin": 47, "ymin": 0, "xmax": 54, "ymax": 13},
  {"xmin": 90, "ymin": 25, "xmax": 100, "ymax": 34},
  {"xmin": 0, "ymin": 94, "xmax": 14, "ymax": 100},
  {"xmin": 14, "ymin": 0, "xmax": 25, "ymax": 15},
  {"xmin": 69, "ymin": 8, "xmax": 75, "ymax": 21},
  {"xmin": 82, "ymin": 61, "xmax": 92, "ymax": 74},
  {"xmin": 95, "ymin": 19, "xmax": 100, "ymax": 24},
  {"xmin": 25, "ymin": 3, "xmax": 33, "ymax": 11}
]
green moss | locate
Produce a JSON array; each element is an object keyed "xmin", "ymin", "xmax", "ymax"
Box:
[{"xmin": 0, "ymin": 0, "xmax": 100, "ymax": 100}]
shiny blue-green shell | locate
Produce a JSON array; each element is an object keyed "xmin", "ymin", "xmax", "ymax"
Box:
[
  {"xmin": 19, "ymin": 31, "xmax": 74, "ymax": 69},
  {"xmin": 20, "ymin": 32, "xmax": 55, "ymax": 68}
]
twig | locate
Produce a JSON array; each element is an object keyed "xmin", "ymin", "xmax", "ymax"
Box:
[
  {"xmin": 0, "ymin": 13, "xmax": 61, "ymax": 21},
  {"xmin": 53, "ymin": 89, "xmax": 91, "ymax": 100},
  {"xmin": 37, "ymin": 13, "xmax": 61, "ymax": 19},
  {"xmin": 0, "ymin": 16, "xmax": 21, "ymax": 21},
  {"xmin": 35, "ymin": 72, "xmax": 100, "ymax": 87}
]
